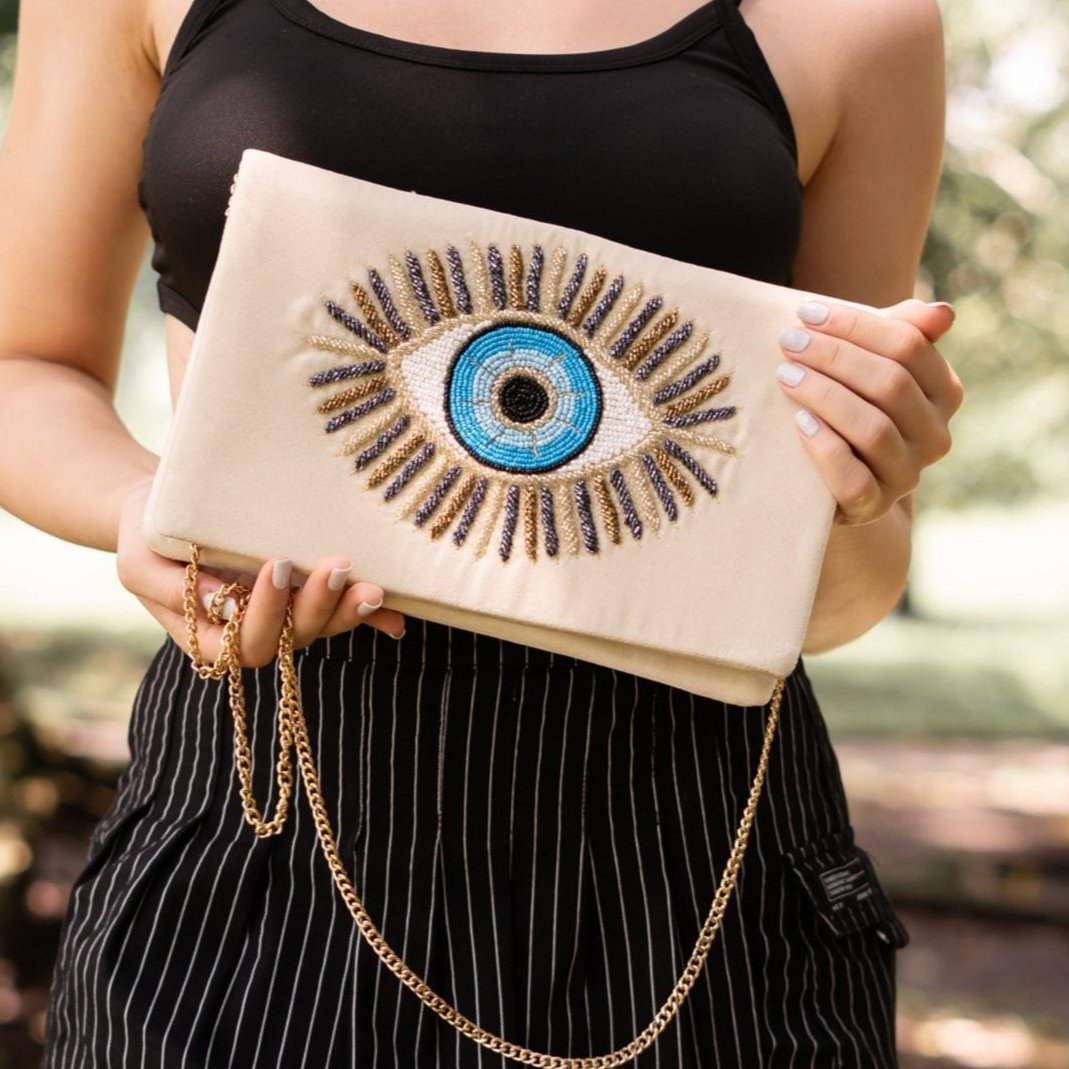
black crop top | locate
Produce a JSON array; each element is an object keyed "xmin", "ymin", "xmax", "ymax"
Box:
[{"xmin": 139, "ymin": 0, "xmax": 801, "ymax": 331}]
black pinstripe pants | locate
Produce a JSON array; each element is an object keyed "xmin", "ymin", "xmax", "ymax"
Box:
[{"xmin": 44, "ymin": 621, "xmax": 906, "ymax": 1067}]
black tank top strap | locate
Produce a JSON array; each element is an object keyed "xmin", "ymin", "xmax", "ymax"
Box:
[
  {"xmin": 161, "ymin": 0, "xmax": 232, "ymax": 81},
  {"xmin": 140, "ymin": 0, "xmax": 805, "ymax": 329},
  {"xmin": 716, "ymin": 0, "xmax": 797, "ymax": 160}
]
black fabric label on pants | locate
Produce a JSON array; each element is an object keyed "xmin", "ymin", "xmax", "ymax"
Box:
[
  {"xmin": 784, "ymin": 828, "xmax": 910, "ymax": 948},
  {"xmin": 818, "ymin": 856, "xmax": 875, "ymax": 910}
]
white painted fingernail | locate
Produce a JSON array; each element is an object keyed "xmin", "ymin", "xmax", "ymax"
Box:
[
  {"xmin": 357, "ymin": 597, "xmax": 384, "ymax": 618},
  {"xmin": 797, "ymin": 301, "xmax": 829, "ymax": 325},
  {"xmin": 201, "ymin": 592, "xmax": 237, "ymax": 621},
  {"xmin": 389, "ymin": 628, "xmax": 406, "ymax": 641},
  {"xmin": 328, "ymin": 565, "xmax": 351, "ymax": 592},
  {"xmin": 779, "ymin": 327, "xmax": 811, "ymax": 353},
  {"xmin": 795, "ymin": 409, "xmax": 821, "ymax": 438},
  {"xmin": 776, "ymin": 361, "xmax": 807, "ymax": 387},
  {"xmin": 272, "ymin": 559, "xmax": 293, "ymax": 590}
]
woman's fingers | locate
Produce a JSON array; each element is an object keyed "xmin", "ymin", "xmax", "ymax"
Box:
[
  {"xmin": 244, "ymin": 556, "xmax": 405, "ymax": 654},
  {"xmin": 299, "ymin": 559, "xmax": 406, "ymax": 640},
  {"xmin": 322, "ymin": 590, "xmax": 406, "ymax": 640},
  {"xmin": 879, "ymin": 298, "xmax": 957, "ymax": 345},
  {"xmin": 181, "ymin": 555, "xmax": 406, "ymax": 664},
  {"xmin": 285, "ymin": 555, "xmax": 353, "ymax": 647},
  {"xmin": 230, "ymin": 557, "xmax": 296, "ymax": 665},
  {"xmin": 776, "ymin": 366, "xmax": 916, "ymax": 498},
  {"xmin": 791, "ymin": 299, "xmax": 962, "ymax": 415},
  {"xmin": 286, "ymin": 557, "xmax": 404, "ymax": 643},
  {"xmin": 118, "ymin": 484, "xmax": 407, "ymax": 660},
  {"xmin": 777, "ymin": 335, "xmax": 952, "ymax": 469},
  {"xmin": 789, "ymin": 409, "xmax": 886, "ymax": 525},
  {"xmin": 776, "ymin": 298, "xmax": 962, "ymax": 525}
]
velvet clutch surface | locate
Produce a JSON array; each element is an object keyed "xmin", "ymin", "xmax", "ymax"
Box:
[{"xmin": 144, "ymin": 149, "xmax": 836, "ymax": 705}]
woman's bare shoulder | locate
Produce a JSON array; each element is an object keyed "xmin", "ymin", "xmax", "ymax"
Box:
[
  {"xmin": 746, "ymin": 0, "xmax": 943, "ymax": 60},
  {"xmin": 744, "ymin": 0, "xmax": 943, "ymax": 186},
  {"xmin": 0, "ymin": 0, "xmax": 162, "ymax": 381},
  {"xmin": 812, "ymin": 0, "xmax": 945, "ymax": 112}
]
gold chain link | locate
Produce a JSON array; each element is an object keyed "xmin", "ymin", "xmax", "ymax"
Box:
[
  {"xmin": 183, "ymin": 545, "xmax": 783, "ymax": 1067},
  {"xmin": 183, "ymin": 545, "xmax": 296, "ymax": 836}
]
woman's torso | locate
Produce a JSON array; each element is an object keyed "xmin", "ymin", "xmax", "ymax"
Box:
[
  {"xmin": 42, "ymin": 13, "xmax": 915, "ymax": 1061},
  {"xmin": 141, "ymin": 0, "xmax": 804, "ymax": 398}
]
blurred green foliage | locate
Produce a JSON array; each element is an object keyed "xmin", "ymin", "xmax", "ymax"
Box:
[
  {"xmin": 1, "ymin": 0, "xmax": 1067, "ymax": 508},
  {"xmin": 922, "ymin": 0, "xmax": 1069, "ymax": 507}
]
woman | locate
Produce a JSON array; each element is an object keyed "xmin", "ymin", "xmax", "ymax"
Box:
[{"xmin": 0, "ymin": 0, "xmax": 962, "ymax": 1064}]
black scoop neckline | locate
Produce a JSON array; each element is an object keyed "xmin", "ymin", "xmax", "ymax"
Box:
[{"xmin": 269, "ymin": 0, "xmax": 724, "ymax": 72}]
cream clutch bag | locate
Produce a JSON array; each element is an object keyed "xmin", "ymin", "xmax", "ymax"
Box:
[
  {"xmin": 144, "ymin": 149, "xmax": 836, "ymax": 707},
  {"xmin": 142, "ymin": 149, "xmax": 842, "ymax": 1065}
]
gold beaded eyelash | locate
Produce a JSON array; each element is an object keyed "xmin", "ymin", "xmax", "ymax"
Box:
[{"xmin": 307, "ymin": 241, "xmax": 737, "ymax": 561}]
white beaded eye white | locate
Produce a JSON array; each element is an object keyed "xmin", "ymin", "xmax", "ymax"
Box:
[{"xmin": 307, "ymin": 242, "xmax": 737, "ymax": 561}]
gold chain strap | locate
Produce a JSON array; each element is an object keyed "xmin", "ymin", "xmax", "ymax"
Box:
[
  {"xmin": 183, "ymin": 544, "xmax": 298, "ymax": 836},
  {"xmin": 182, "ymin": 546, "xmax": 783, "ymax": 1068}
]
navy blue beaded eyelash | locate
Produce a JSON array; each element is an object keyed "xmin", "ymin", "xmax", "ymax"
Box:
[{"xmin": 307, "ymin": 242, "xmax": 737, "ymax": 562}]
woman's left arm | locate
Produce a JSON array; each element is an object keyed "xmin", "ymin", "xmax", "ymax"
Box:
[{"xmin": 748, "ymin": 0, "xmax": 964, "ymax": 650}]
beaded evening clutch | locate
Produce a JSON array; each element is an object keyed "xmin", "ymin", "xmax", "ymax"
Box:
[
  {"xmin": 144, "ymin": 148, "xmax": 836, "ymax": 706},
  {"xmin": 142, "ymin": 148, "xmax": 840, "ymax": 1066}
]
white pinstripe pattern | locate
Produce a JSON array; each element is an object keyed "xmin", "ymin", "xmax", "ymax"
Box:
[
  {"xmin": 601, "ymin": 670, "xmax": 640, "ymax": 1044},
  {"xmin": 483, "ymin": 643, "xmax": 509, "ymax": 1047},
  {"xmin": 626, "ymin": 677, "xmax": 664, "ymax": 1069},
  {"xmin": 561, "ymin": 670, "xmax": 593, "ymax": 1057},
  {"xmin": 296, "ymin": 656, "xmax": 344, "ymax": 1066},
  {"xmin": 44, "ymin": 626, "xmax": 906, "ymax": 1068}
]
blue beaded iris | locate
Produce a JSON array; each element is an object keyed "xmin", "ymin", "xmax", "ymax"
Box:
[
  {"xmin": 445, "ymin": 323, "xmax": 602, "ymax": 474},
  {"xmin": 310, "ymin": 242, "xmax": 736, "ymax": 561}
]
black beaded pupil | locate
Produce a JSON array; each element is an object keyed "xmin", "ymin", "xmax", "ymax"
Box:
[{"xmin": 498, "ymin": 374, "xmax": 550, "ymax": 424}]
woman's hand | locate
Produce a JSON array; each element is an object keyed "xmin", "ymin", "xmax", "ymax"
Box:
[
  {"xmin": 775, "ymin": 298, "xmax": 963, "ymax": 526},
  {"xmin": 116, "ymin": 480, "xmax": 406, "ymax": 667}
]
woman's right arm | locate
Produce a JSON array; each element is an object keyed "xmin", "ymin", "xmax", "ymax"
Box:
[
  {"xmin": 0, "ymin": 0, "xmax": 161, "ymax": 550},
  {"xmin": 0, "ymin": 0, "xmax": 405, "ymax": 659}
]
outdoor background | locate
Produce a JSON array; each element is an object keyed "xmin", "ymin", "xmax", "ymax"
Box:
[{"xmin": 1, "ymin": 0, "xmax": 1067, "ymax": 1066}]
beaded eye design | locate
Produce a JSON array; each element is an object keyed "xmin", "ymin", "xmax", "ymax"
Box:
[{"xmin": 307, "ymin": 242, "xmax": 736, "ymax": 561}]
